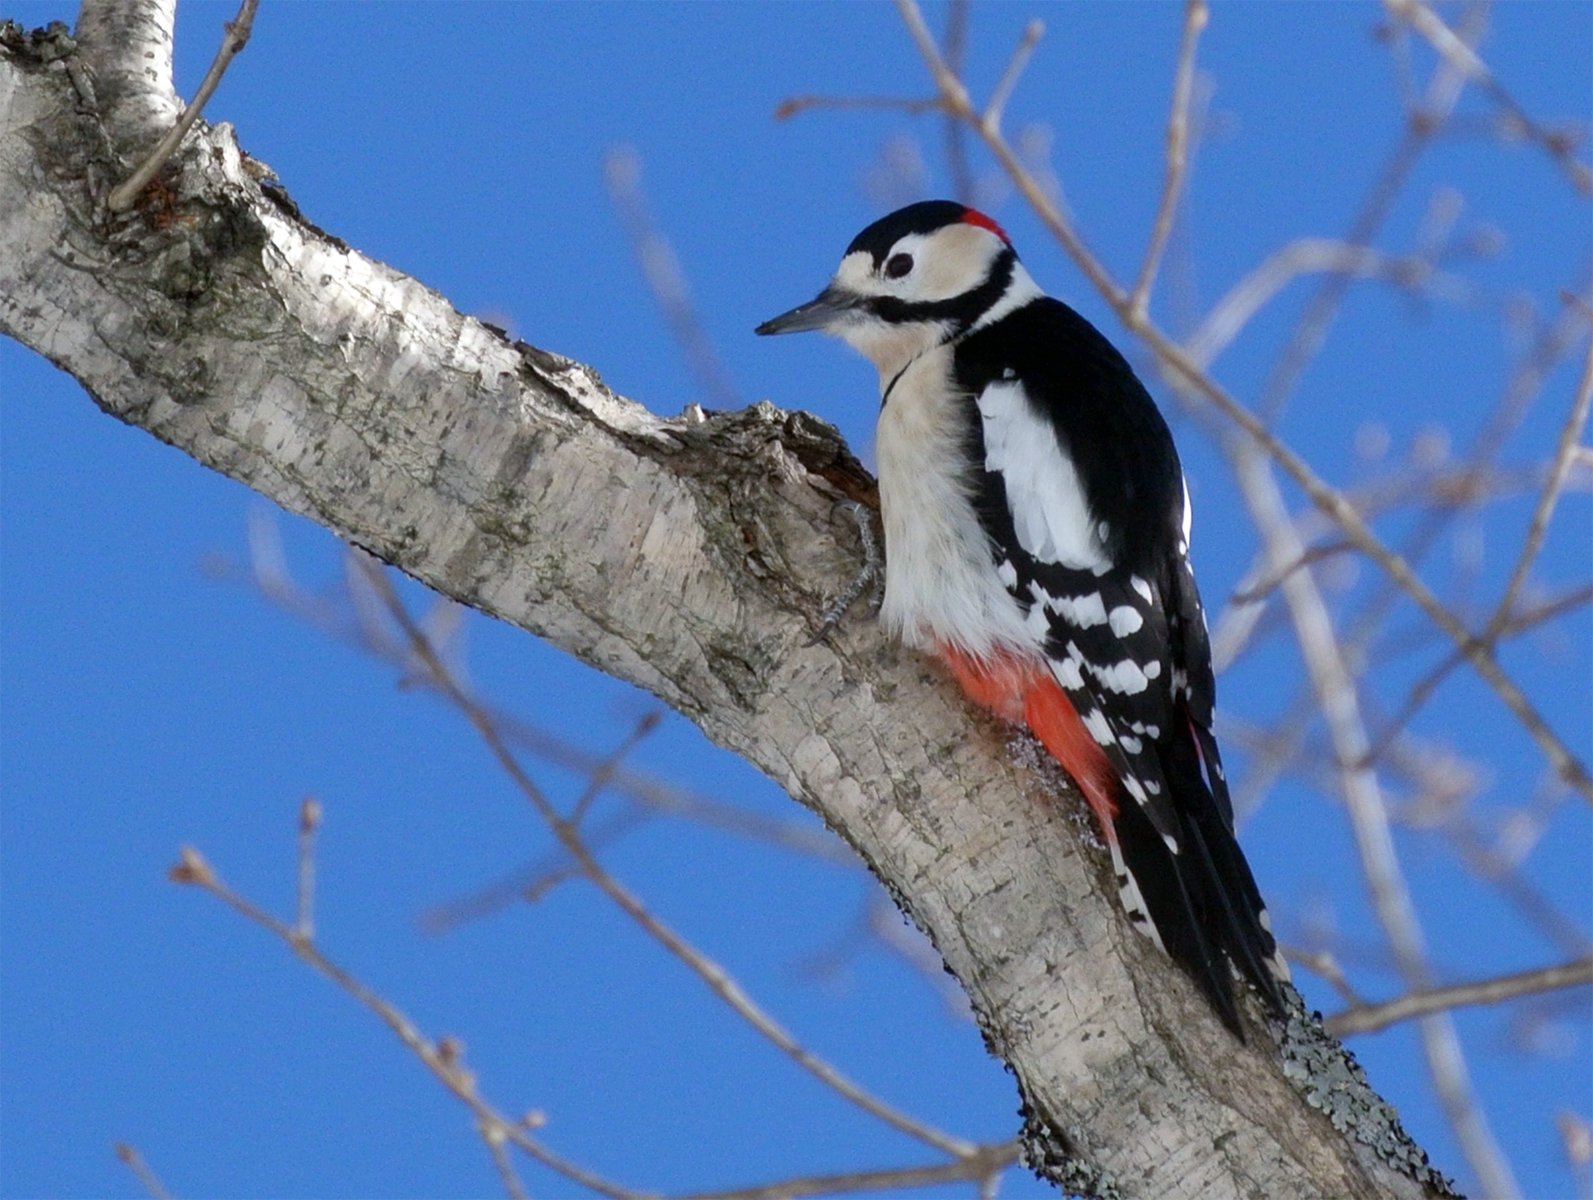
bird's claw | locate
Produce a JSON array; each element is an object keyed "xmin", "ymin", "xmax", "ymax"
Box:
[{"xmin": 807, "ymin": 499, "xmax": 883, "ymax": 646}]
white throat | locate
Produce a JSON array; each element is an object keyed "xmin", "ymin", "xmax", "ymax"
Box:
[{"xmin": 836, "ymin": 318, "xmax": 951, "ymax": 385}]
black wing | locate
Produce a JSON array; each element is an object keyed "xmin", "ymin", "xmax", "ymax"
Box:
[{"xmin": 955, "ymin": 298, "xmax": 1287, "ymax": 1031}]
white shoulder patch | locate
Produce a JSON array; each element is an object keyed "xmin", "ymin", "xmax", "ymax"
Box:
[
  {"xmin": 976, "ymin": 380, "xmax": 1110, "ymax": 573},
  {"xmin": 1180, "ymin": 475, "xmax": 1193, "ymax": 553}
]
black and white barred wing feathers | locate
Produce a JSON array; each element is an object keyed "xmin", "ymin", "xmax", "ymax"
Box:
[{"xmin": 958, "ymin": 297, "xmax": 1288, "ymax": 1029}]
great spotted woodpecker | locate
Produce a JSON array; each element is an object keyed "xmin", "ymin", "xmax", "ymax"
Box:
[{"xmin": 757, "ymin": 200, "xmax": 1288, "ymax": 1034}]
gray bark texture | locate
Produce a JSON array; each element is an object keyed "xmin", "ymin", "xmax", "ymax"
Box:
[{"xmin": 0, "ymin": 6, "xmax": 1456, "ymax": 1198}]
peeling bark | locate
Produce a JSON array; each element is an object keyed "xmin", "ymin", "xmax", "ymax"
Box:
[{"xmin": 0, "ymin": 10, "xmax": 1454, "ymax": 1198}]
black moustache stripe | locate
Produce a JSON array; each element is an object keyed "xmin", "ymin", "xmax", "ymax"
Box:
[{"xmin": 863, "ymin": 249, "xmax": 1016, "ymax": 334}]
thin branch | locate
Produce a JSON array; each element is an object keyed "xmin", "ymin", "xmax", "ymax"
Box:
[
  {"xmin": 481, "ymin": 1119, "xmax": 532, "ymax": 1200},
  {"xmin": 978, "ymin": 1165, "xmax": 1003, "ymax": 1200},
  {"xmin": 676, "ymin": 1143, "xmax": 1019, "ymax": 1200},
  {"xmin": 940, "ymin": 0, "xmax": 974, "ymax": 203},
  {"xmin": 1129, "ymin": 0, "xmax": 1208, "ymax": 320},
  {"xmin": 1483, "ymin": 333, "xmax": 1593, "ymax": 641},
  {"xmin": 1364, "ymin": 578, "xmax": 1593, "ymax": 767},
  {"xmin": 296, "ymin": 795, "xmax": 320, "ymax": 941},
  {"xmin": 1251, "ymin": 1, "xmax": 1483, "ymax": 425},
  {"xmin": 106, "ymin": 0, "xmax": 260, "ymax": 212},
  {"xmin": 1230, "ymin": 444, "xmax": 1520, "ymax": 1199},
  {"xmin": 893, "ymin": 0, "xmax": 977, "ymax": 134},
  {"xmin": 114, "ymin": 1143, "xmax": 172, "ymax": 1200},
  {"xmin": 1435, "ymin": 812, "xmax": 1593, "ymax": 961},
  {"xmin": 1185, "ymin": 239, "xmax": 1474, "ymax": 370},
  {"xmin": 569, "ymin": 710, "xmax": 662, "ymax": 826},
  {"xmin": 774, "ymin": 95, "xmax": 946, "ymax": 122},
  {"xmin": 1383, "ymin": 0, "xmax": 1593, "ymax": 196},
  {"xmin": 1327, "ymin": 957, "xmax": 1593, "ymax": 1037},
  {"xmin": 422, "ymin": 808, "xmax": 651, "ymax": 933},
  {"xmin": 1501, "ymin": 582, "xmax": 1593, "ymax": 638},
  {"xmin": 359, "ymin": 559, "xmax": 977, "ymax": 1161},
  {"xmin": 210, "ymin": 536, "xmax": 856, "ymax": 870},
  {"xmin": 168, "ymin": 846, "xmax": 650, "ymax": 1200},
  {"xmin": 1227, "ymin": 538, "xmax": 1355, "ymax": 605},
  {"xmin": 1557, "ymin": 1111, "xmax": 1593, "ymax": 1200},
  {"xmin": 605, "ymin": 148, "xmax": 742, "ymax": 411},
  {"xmin": 795, "ymin": 891, "xmax": 971, "ymax": 1021},
  {"xmin": 895, "ymin": 0, "xmax": 1118, "ymax": 303},
  {"xmin": 1281, "ymin": 943, "xmax": 1368, "ymax": 1008},
  {"xmin": 890, "ymin": 0, "xmax": 1593, "ymax": 802},
  {"xmin": 980, "ymin": 19, "xmax": 1044, "ymax": 136}
]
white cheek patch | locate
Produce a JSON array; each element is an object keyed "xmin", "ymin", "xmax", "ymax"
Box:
[
  {"xmin": 834, "ymin": 250, "xmax": 876, "ymax": 293},
  {"xmin": 976, "ymin": 381, "xmax": 1111, "ymax": 573},
  {"xmin": 910, "ymin": 224, "xmax": 999, "ymax": 301},
  {"xmin": 832, "ymin": 226, "xmax": 1003, "ymax": 305}
]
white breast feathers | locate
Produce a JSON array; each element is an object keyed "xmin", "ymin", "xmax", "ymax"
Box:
[{"xmin": 874, "ymin": 348, "xmax": 1033, "ymax": 656}]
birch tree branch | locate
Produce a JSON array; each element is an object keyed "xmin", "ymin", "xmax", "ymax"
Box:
[
  {"xmin": 0, "ymin": 10, "xmax": 1453, "ymax": 1198},
  {"xmin": 107, "ymin": 0, "xmax": 257, "ymax": 211}
]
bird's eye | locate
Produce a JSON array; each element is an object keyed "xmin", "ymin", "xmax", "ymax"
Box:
[{"xmin": 884, "ymin": 253, "xmax": 914, "ymax": 279}]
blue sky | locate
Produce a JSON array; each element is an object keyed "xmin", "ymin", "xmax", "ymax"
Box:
[{"xmin": 2, "ymin": 2, "xmax": 1589, "ymax": 1198}]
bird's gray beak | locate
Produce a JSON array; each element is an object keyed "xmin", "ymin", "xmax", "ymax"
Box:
[{"xmin": 755, "ymin": 285, "xmax": 859, "ymax": 336}]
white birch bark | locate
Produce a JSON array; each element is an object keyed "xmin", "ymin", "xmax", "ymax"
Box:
[{"xmin": 0, "ymin": 7, "xmax": 1455, "ymax": 1197}]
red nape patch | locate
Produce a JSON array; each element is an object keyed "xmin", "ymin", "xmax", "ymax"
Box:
[
  {"xmin": 961, "ymin": 208, "xmax": 1011, "ymax": 245},
  {"xmin": 936, "ymin": 643, "xmax": 1118, "ymax": 835}
]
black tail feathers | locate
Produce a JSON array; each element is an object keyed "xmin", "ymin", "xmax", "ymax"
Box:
[{"xmin": 1110, "ymin": 780, "xmax": 1287, "ymax": 1039}]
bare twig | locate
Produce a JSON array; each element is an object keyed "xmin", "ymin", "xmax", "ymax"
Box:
[
  {"xmin": 168, "ymin": 846, "xmax": 649, "ymax": 1200},
  {"xmin": 422, "ymin": 807, "xmax": 651, "ymax": 932},
  {"xmin": 1328, "ymin": 957, "xmax": 1593, "ymax": 1037},
  {"xmin": 889, "ymin": 0, "xmax": 1593, "ymax": 802},
  {"xmin": 481, "ymin": 1119, "xmax": 532, "ymax": 1200},
  {"xmin": 569, "ymin": 710, "xmax": 662, "ymax": 827},
  {"xmin": 980, "ymin": 19, "xmax": 1044, "ymax": 136},
  {"xmin": 1226, "ymin": 538, "xmax": 1355, "ymax": 606},
  {"xmin": 296, "ymin": 795, "xmax": 320, "ymax": 942},
  {"xmin": 1558, "ymin": 1111, "xmax": 1593, "ymax": 1200},
  {"xmin": 940, "ymin": 0, "xmax": 974, "ymax": 203},
  {"xmin": 774, "ymin": 95, "xmax": 946, "ymax": 122},
  {"xmin": 1231, "ymin": 445, "xmax": 1520, "ymax": 1199},
  {"xmin": 107, "ymin": 0, "xmax": 260, "ymax": 212},
  {"xmin": 1358, "ymin": 338, "xmax": 1592, "ymax": 766},
  {"xmin": 1252, "ymin": 2, "xmax": 1482, "ymax": 424},
  {"xmin": 1484, "ymin": 334, "xmax": 1593, "ymax": 642},
  {"xmin": 978, "ymin": 1164, "xmax": 1003, "ymax": 1200},
  {"xmin": 1282, "ymin": 943, "xmax": 1368, "ymax": 1008},
  {"xmin": 1365, "ymin": 578, "xmax": 1593, "ymax": 767},
  {"xmin": 1185, "ymin": 239, "xmax": 1473, "ymax": 369},
  {"xmin": 359, "ymin": 559, "xmax": 977, "ymax": 1160},
  {"xmin": 1434, "ymin": 813, "xmax": 1593, "ymax": 961},
  {"xmin": 115, "ymin": 1143, "xmax": 173, "ymax": 1200},
  {"xmin": 796, "ymin": 891, "xmax": 970, "ymax": 1020},
  {"xmin": 1383, "ymin": 0, "xmax": 1593, "ymax": 196},
  {"xmin": 1129, "ymin": 0, "xmax": 1208, "ymax": 320},
  {"xmin": 676, "ymin": 1142, "xmax": 1019, "ymax": 1200},
  {"xmin": 211, "ymin": 535, "xmax": 856, "ymax": 869},
  {"xmin": 606, "ymin": 148, "xmax": 742, "ymax": 410}
]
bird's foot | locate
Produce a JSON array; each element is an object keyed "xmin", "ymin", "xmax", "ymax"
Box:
[{"xmin": 807, "ymin": 499, "xmax": 883, "ymax": 645}]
